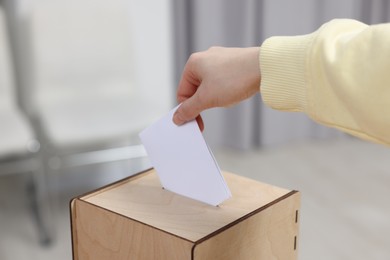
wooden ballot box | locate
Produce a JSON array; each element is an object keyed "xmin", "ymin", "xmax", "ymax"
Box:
[{"xmin": 70, "ymin": 168, "xmax": 300, "ymax": 260}]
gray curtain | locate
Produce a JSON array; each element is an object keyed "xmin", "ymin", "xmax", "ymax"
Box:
[{"xmin": 172, "ymin": 0, "xmax": 390, "ymax": 150}]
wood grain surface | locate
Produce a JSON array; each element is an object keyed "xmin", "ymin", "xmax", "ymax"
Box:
[{"xmin": 83, "ymin": 169, "xmax": 290, "ymax": 242}]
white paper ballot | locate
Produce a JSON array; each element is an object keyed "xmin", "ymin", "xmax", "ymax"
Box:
[{"xmin": 139, "ymin": 106, "xmax": 231, "ymax": 206}]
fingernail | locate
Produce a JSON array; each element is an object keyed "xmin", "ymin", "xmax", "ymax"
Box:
[{"xmin": 173, "ymin": 112, "xmax": 184, "ymax": 125}]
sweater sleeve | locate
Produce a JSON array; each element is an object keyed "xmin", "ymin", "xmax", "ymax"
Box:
[{"xmin": 260, "ymin": 19, "xmax": 390, "ymax": 146}]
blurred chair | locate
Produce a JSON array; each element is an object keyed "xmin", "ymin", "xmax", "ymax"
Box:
[
  {"xmin": 1, "ymin": 0, "xmax": 170, "ymax": 247},
  {"xmin": 0, "ymin": 5, "xmax": 52, "ymax": 245}
]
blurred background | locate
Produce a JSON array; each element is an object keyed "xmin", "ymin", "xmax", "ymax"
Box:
[{"xmin": 0, "ymin": 0, "xmax": 389, "ymax": 259}]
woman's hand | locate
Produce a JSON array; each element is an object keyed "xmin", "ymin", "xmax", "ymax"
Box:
[{"xmin": 173, "ymin": 47, "xmax": 261, "ymax": 130}]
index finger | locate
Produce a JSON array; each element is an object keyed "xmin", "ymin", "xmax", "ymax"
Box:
[{"xmin": 176, "ymin": 56, "xmax": 202, "ymax": 103}]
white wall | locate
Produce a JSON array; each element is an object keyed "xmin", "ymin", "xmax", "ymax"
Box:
[
  {"xmin": 29, "ymin": 0, "xmax": 174, "ymax": 123},
  {"xmin": 127, "ymin": 0, "xmax": 174, "ymax": 111}
]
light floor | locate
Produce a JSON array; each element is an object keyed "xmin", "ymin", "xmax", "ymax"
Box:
[{"xmin": 0, "ymin": 138, "xmax": 390, "ymax": 260}]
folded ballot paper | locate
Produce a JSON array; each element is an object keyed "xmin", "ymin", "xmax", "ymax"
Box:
[{"xmin": 139, "ymin": 105, "xmax": 231, "ymax": 206}]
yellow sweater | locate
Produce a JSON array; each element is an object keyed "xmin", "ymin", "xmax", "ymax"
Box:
[{"xmin": 260, "ymin": 19, "xmax": 390, "ymax": 146}]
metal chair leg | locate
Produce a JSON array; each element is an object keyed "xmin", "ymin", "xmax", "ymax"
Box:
[{"xmin": 26, "ymin": 168, "xmax": 53, "ymax": 246}]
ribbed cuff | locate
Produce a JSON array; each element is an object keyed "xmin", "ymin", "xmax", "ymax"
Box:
[{"xmin": 260, "ymin": 33, "xmax": 316, "ymax": 112}]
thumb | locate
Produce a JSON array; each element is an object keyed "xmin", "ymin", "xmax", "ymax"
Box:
[{"xmin": 173, "ymin": 93, "xmax": 204, "ymax": 126}]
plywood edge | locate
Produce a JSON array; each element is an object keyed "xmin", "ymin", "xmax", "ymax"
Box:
[
  {"xmin": 191, "ymin": 190, "xmax": 300, "ymax": 258},
  {"xmin": 79, "ymin": 167, "xmax": 154, "ymax": 200},
  {"xmin": 70, "ymin": 198, "xmax": 79, "ymax": 260}
]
